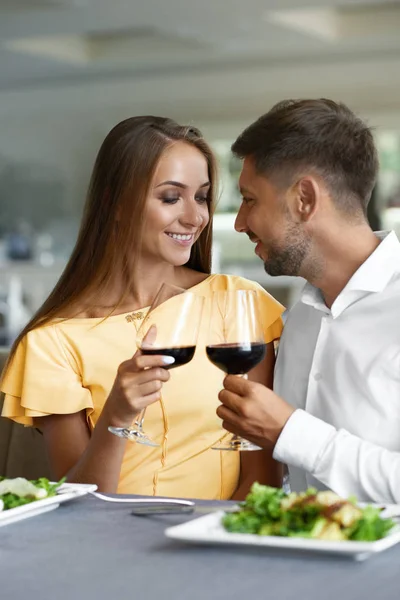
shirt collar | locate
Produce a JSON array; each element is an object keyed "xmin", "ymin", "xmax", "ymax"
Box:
[
  {"xmin": 301, "ymin": 283, "xmax": 328, "ymax": 313},
  {"xmin": 341, "ymin": 230, "xmax": 400, "ymax": 293},
  {"xmin": 301, "ymin": 231, "xmax": 400, "ymax": 315}
]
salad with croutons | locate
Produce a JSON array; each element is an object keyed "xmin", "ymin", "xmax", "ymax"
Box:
[{"xmin": 223, "ymin": 484, "xmax": 395, "ymax": 542}]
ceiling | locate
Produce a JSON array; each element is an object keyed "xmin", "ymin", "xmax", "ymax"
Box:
[{"xmin": 1, "ymin": 0, "xmax": 400, "ymax": 125}]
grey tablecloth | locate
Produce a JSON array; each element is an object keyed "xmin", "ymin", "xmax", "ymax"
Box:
[{"xmin": 1, "ymin": 495, "xmax": 399, "ymax": 600}]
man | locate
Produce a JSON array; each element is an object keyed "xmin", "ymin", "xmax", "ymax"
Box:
[{"xmin": 218, "ymin": 98, "xmax": 400, "ymax": 503}]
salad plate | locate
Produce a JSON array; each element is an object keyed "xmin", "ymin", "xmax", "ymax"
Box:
[
  {"xmin": 0, "ymin": 479, "xmax": 97, "ymax": 528},
  {"xmin": 165, "ymin": 484, "xmax": 400, "ymax": 561},
  {"xmin": 165, "ymin": 511, "xmax": 400, "ymax": 561}
]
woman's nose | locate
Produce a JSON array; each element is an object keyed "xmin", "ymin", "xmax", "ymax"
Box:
[{"xmin": 181, "ymin": 201, "xmax": 203, "ymax": 227}]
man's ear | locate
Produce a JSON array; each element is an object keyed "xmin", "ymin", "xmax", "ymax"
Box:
[{"xmin": 290, "ymin": 176, "xmax": 320, "ymax": 223}]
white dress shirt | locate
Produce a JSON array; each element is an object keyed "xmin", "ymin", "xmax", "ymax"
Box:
[{"xmin": 273, "ymin": 231, "xmax": 400, "ymax": 503}]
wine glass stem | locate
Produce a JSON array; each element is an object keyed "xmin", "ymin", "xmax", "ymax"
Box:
[{"xmin": 135, "ymin": 408, "xmax": 147, "ymax": 430}]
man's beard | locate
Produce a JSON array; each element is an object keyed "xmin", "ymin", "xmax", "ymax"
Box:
[{"xmin": 262, "ymin": 225, "xmax": 311, "ymax": 277}]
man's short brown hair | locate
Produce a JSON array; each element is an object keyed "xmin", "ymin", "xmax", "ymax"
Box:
[{"xmin": 231, "ymin": 99, "xmax": 379, "ymax": 216}]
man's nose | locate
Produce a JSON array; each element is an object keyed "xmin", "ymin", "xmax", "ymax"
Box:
[{"xmin": 234, "ymin": 204, "xmax": 248, "ymax": 233}]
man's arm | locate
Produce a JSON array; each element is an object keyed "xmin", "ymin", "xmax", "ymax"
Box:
[
  {"xmin": 217, "ymin": 377, "xmax": 400, "ymax": 504},
  {"xmin": 273, "ymin": 410, "xmax": 400, "ymax": 504}
]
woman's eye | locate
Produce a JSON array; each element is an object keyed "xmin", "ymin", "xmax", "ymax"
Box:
[
  {"xmin": 161, "ymin": 195, "xmax": 180, "ymax": 204},
  {"xmin": 195, "ymin": 195, "xmax": 208, "ymax": 204}
]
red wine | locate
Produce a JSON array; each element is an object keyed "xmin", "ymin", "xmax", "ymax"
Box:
[
  {"xmin": 206, "ymin": 342, "xmax": 266, "ymax": 375},
  {"xmin": 141, "ymin": 346, "xmax": 196, "ymax": 369}
]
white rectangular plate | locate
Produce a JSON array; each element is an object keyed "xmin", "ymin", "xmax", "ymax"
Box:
[
  {"xmin": 165, "ymin": 509, "xmax": 400, "ymax": 561},
  {"xmin": 0, "ymin": 482, "xmax": 97, "ymax": 528}
]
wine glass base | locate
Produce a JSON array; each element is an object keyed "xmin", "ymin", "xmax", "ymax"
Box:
[
  {"xmin": 211, "ymin": 437, "xmax": 262, "ymax": 451},
  {"xmin": 108, "ymin": 426, "xmax": 159, "ymax": 447}
]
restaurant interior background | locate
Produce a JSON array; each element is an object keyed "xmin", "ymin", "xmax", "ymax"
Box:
[{"xmin": 1, "ymin": 0, "xmax": 400, "ymax": 346}]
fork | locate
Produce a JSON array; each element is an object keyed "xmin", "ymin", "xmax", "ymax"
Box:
[
  {"xmin": 88, "ymin": 490, "xmax": 239, "ymax": 515},
  {"xmin": 89, "ymin": 489, "xmax": 195, "ymax": 508}
]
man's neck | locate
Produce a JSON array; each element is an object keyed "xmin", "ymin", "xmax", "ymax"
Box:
[{"xmin": 306, "ymin": 225, "xmax": 381, "ymax": 309}]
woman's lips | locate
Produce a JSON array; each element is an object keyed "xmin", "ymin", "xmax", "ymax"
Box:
[{"xmin": 166, "ymin": 232, "xmax": 195, "ymax": 247}]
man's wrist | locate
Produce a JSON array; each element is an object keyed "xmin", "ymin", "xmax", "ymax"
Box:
[
  {"xmin": 273, "ymin": 409, "xmax": 337, "ymax": 472},
  {"xmin": 272, "ymin": 403, "xmax": 296, "ymax": 447}
]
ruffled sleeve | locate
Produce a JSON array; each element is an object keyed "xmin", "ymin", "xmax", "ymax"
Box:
[
  {"xmin": 0, "ymin": 325, "xmax": 93, "ymax": 426},
  {"xmin": 252, "ymin": 283, "xmax": 285, "ymax": 344},
  {"xmin": 227, "ymin": 276, "xmax": 285, "ymax": 344}
]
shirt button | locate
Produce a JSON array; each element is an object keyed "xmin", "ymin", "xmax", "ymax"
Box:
[{"xmin": 314, "ymin": 372, "xmax": 322, "ymax": 381}]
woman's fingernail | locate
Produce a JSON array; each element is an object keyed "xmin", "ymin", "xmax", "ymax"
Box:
[{"xmin": 162, "ymin": 356, "xmax": 175, "ymax": 365}]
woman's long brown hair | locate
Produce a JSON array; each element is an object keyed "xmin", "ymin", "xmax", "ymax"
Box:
[{"xmin": 5, "ymin": 116, "xmax": 217, "ymax": 368}]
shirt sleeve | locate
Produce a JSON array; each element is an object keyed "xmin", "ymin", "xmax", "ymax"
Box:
[
  {"xmin": 273, "ymin": 409, "xmax": 400, "ymax": 504},
  {"xmin": 1, "ymin": 325, "xmax": 93, "ymax": 426}
]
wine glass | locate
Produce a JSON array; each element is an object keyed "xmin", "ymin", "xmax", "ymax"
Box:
[
  {"xmin": 108, "ymin": 283, "xmax": 204, "ymax": 446},
  {"xmin": 206, "ymin": 289, "xmax": 266, "ymax": 451}
]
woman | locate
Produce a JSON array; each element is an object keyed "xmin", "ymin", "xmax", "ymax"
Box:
[{"xmin": 0, "ymin": 117, "xmax": 284, "ymax": 499}]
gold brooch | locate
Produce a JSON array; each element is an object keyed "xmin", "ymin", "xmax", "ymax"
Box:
[{"xmin": 125, "ymin": 312, "xmax": 144, "ymax": 323}]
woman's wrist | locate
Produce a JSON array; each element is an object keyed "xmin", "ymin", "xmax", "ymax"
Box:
[{"xmin": 101, "ymin": 398, "xmax": 139, "ymax": 430}]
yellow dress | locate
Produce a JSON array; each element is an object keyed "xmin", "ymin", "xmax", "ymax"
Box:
[{"xmin": 1, "ymin": 274, "xmax": 284, "ymax": 499}]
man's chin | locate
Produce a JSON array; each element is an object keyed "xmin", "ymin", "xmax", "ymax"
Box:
[{"xmin": 263, "ymin": 261, "xmax": 283, "ymax": 277}]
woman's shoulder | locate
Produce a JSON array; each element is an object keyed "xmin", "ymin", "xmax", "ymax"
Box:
[
  {"xmin": 5, "ymin": 322, "xmax": 69, "ymax": 366},
  {"xmin": 0, "ymin": 323, "xmax": 63, "ymax": 391},
  {"xmin": 204, "ymin": 273, "xmax": 269, "ymax": 293},
  {"xmin": 207, "ymin": 273, "xmax": 284, "ymax": 309},
  {"xmin": 14, "ymin": 320, "xmax": 61, "ymax": 348},
  {"xmin": 165, "ymin": 269, "xmax": 266, "ymax": 296},
  {"xmin": 2, "ymin": 318, "xmax": 85, "ymax": 380},
  {"xmin": 1, "ymin": 322, "xmax": 94, "ymax": 425},
  {"xmin": 203, "ymin": 274, "xmax": 285, "ymax": 337}
]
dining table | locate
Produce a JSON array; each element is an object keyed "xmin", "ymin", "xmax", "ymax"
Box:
[{"xmin": 1, "ymin": 493, "xmax": 399, "ymax": 600}]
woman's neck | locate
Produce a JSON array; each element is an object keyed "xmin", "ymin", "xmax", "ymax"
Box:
[{"xmin": 83, "ymin": 261, "xmax": 208, "ymax": 316}]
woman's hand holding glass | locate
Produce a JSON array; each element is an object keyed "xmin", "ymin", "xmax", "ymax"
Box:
[{"xmin": 105, "ymin": 348, "xmax": 174, "ymax": 444}]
